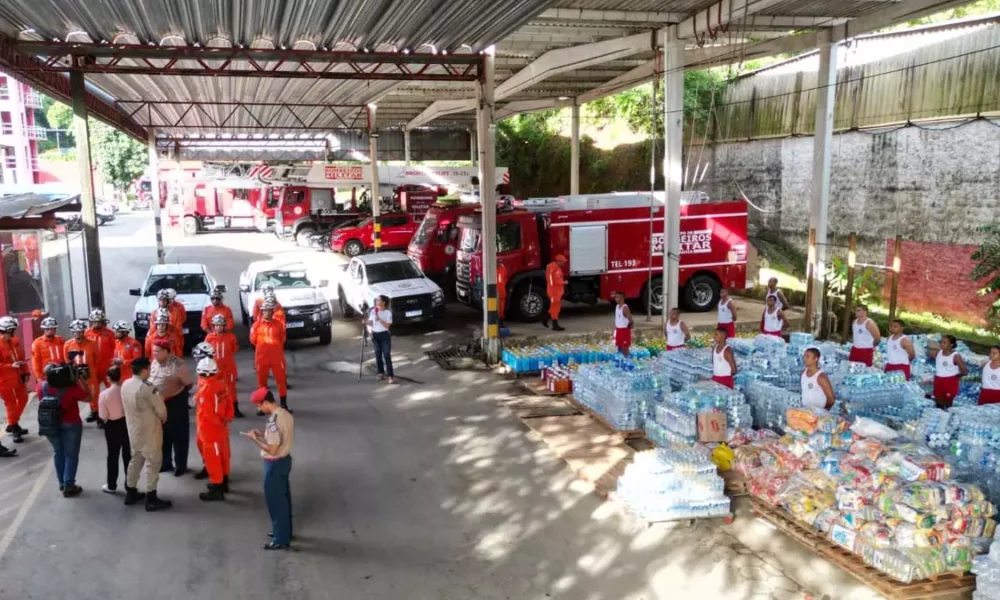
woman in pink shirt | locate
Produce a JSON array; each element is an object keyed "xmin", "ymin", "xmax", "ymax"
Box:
[{"xmin": 98, "ymin": 366, "xmax": 131, "ymax": 494}]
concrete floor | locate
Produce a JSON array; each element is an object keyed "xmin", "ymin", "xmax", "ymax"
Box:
[{"xmin": 0, "ymin": 213, "xmax": 889, "ymax": 600}]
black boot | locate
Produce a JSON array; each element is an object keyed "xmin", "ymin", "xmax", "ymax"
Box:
[
  {"xmin": 541, "ymin": 316, "xmax": 550, "ymax": 328},
  {"xmin": 198, "ymin": 484, "xmax": 225, "ymax": 502},
  {"xmin": 12, "ymin": 431, "xmax": 23, "ymax": 444},
  {"xmin": 14, "ymin": 424, "xmax": 27, "ymax": 435},
  {"xmin": 124, "ymin": 487, "xmax": 146, "ymax": 506},
  {"xmin": 280, "ymin": 396, "xmax": 293, "ymax": 414},
  {"xmin": 194, "ymin": 467, "xmax": 209, "ymax": 480},
  {"xmin": 3, "ymin": 424, "xmax": 14, "ymax": 433},
  {"xmin": 145, "ymin": 490, "xmax": 173, "ymax": 512},
  {"xmin": 222, "ymin": 476, "xmax": 230, "ymax": 493},
  {"xmin": 552, "ymin": 320, "xmax": 565, "ymax": 332},
  {"xmin": 233, "ymin": 405, "xmax": 245, "ymax": 418},
  {"xmin": 0, "ymin": 443, "xmax": 17, "ymax": 458}
]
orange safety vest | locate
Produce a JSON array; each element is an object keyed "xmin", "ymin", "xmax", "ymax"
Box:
[
  {"xmin": 545, "ymin": 262, "xmax": 565, "ymax": 291},
  {"xmin": 201, "ymin": 303, "xmax": 235, "ymax": 333},
  {"xmin": 85, "ymin": 327, "xmax": 117, "ymax": 371},
  {"xmin": 31, "ymin": 335, "xmax": 65, "ymax": 380}
]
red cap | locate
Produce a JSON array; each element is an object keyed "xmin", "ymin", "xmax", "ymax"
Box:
[
  {"xmin": 250, "ymin": 387, "xmax": 273, "ymax": 405},
  {"xmin": 152, "ymin": 340, "xmax": 171, "ymax": 351},
  {"xmin": 555, "ymin": 255, "xmax": 566, "ymax": 262}
]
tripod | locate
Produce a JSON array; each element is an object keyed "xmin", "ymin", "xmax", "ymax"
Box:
[{"xmin": 359, "ymin": 324, "xmax": 369, "ymax": 380}]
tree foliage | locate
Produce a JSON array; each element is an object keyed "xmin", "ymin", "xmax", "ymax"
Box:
[
  {"xmin": 970, "ymin": 222, "xmax": 1000, "ymax": 332},
  {"xmin": 907, "ymin": 0, "xmax": 1000, "ymax": 25}
]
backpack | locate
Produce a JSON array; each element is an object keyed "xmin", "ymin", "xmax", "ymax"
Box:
[{"xmin": 37, "ymin": 383, "xmax": 65, "ymax": 437}]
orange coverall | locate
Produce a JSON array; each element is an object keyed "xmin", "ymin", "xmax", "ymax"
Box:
[
  {"xmin": 201, "ymin": 303, "xmax": 235, "ymax": 333},
  {"xmin": 252, "ymin": 298, "xmax": 286, "ymax": 325},
  {"xmin": 113, "ymin": 335, "xmax": 144, "ymax": 381},
  {"xmin": 31, "ymin": 334, "xmax": 66, "ymax": 381},
  {"xmin": 0, "ymin": 336, "xmax": 29, "ymax": 428},
  {"xmin": 85, "ymin": 327, "xmax": 116, "ymax": 389},
  {"xmin": 205, "ymin": 331, "xmax": 239, "ymax": 406},
  {"xmin": 545, "ymin": 261, "xmax": 565, "ymax": 320},
  {"xmin": 167, "ymin": 301, "xmax": 187, "ymax": 332},
  {"xmin": 145, "ymin": 326, "xmax": 183, "ymax": 358},
  {"xmin": 64, "ymin": 337, "xmax": 99, "ymax": 411},
  {"xmin": 250, "ymin": 318, "xmax": 287, "ymax": 397},
  {"xmin": 497, "ymin": 263, "xmax": 509, "ymax": 320},
  {"xmin": 195, "ymin": 376, "xmax": 232, "ymax": 485}
]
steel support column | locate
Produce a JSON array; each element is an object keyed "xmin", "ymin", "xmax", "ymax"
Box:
[
  {"xmin": 470, "ymin": 129, "xmax": 478, "ymax": 166},
  {"xmin": 661, "ymin": 28, "xmax": 684, "ymax": 322},
  {"xmin": 147, "ymin": 127, "xmax": 165, "ymax": 264},
  {"xmin": 368, "ymin": 104, "xmax": 381, "ymax": 251},
  {"xmin": 808, "ymin": 35, "xmax": 838, "ymax": 335},
  {"xmin": 570, "ymin": 102, "xmax": 581, "ymax": 195},
  {"xmin": 404, "ymin": 129, "xmax": 412, "ymax": 166},
  {"xmin": 477, "ymin": 48, "xmax": 499, "ymax": 363},
  {"xmin": 71, "ymin": 70, "xmax": 104, "ymax": 310}
]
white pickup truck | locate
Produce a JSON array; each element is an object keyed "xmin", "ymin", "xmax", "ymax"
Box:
[{"xmin": 336, "ymin": 252, "xmax": 445, "ymax": 324}]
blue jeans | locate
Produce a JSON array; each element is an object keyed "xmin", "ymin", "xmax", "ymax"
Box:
[
  {"xmin": 371, "ymin": 331, "xmax": 393, "ymax": 377},
  {"xmin": 46, "ymin": 423, "xmax": 83, "ymax": 488},
  {"xmin": 264, "ymin": 456, "xmax": 293, "ymax": 545}
]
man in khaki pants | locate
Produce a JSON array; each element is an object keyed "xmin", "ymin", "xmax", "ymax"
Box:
[{"xmin": 121, "ymin": 357, "xmax": 172, "ymax": 511}]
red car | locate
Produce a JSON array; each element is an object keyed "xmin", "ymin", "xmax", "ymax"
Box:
[{"xmin": 329, "ymin": 213, "xmax": 422, "ymax": 257}]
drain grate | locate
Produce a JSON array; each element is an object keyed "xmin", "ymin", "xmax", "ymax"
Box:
[{"xmin": 426, "ymin": 344, "xmax": 490, "ymax": 370}]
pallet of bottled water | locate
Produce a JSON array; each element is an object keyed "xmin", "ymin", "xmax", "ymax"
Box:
[
  {"xmin": 616, "ymin": 448, "xmax": 730, "ymax": 523},
  {"xmin": 653, "ymin": 348, "xmax": 713, "ymax": 387},
  {"xmin": 972, "ymin": 540, "xmax": 1000, "ymax": 600},
  {"xmin": 743, "ymin": 380, "xmax": 802, "ymax": 430},
  {"xmin": 571, "ymin": 358, "xmax": 660, "ymax": 431}
]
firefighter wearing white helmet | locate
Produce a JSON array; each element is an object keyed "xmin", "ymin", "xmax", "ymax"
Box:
[
  {"xmin": 201, "ymin": 285, "xmax": 234, "ymax": 334},
  {"xmin": 203, "ymin": 312, "xmax": 243, "ymax": 421},
  {"xmin": 157, "ymin": 288, "xmax": 185, "ymax": 336},
  {"xmin": 65, "ymin": 318, "xmax": 100, "ymax": 422},
  {"xmin": 0, "ymin": 315, "xmax": 29, "ymax": 445},
  {"xmin": 144, "ymin": 309, "xmax": 181, "ymax": 357},
  {"xmin": 85, "ymin": 308, "xmax": 116, "ymax": 404},
  {"xmin": 252, "ymin": 285, "xmax": 286, "ymax": 325},
  {"xmin": 192, "ymin": 342, "xmax": 216, "ymax": 360},
  {"xmin": 111, "ymin": 320, "xmax": 143, "ymax": 381},
  {"xmin": 194, "ymin": 356, "xmax": 232, "ymax": 501},
  {"xmin": 32, "ymin": 317, "xmax": 66, "ymax": 382}
]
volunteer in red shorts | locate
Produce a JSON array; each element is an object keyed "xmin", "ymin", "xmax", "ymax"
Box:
[
  {"xmin": 884, "ymin": 319, "xmax": 915, "ymax": 380},
  {"xmin": 760, "ymin": 295, "xmax": 786, "ymax": 338},
  {"xmin": 717, "ymin": 287, "xmax": 737, "ymax": 339},
  {"xmin": 848, "ymin": 305, "xmax": 880, "ymax": 367},
  {"xmin": 979, "ymin": 346, "xmax": 1000, "ymax": 405},
  {"xmin": 612, "ymin": 291, "xmax": 633, "ymax": 357},
  {"xmin": 664, "ymin": 307, "xmax": 690, "ymax": 351},
  {"xmin": 711, "ymin": 327, "xmax": 737, "ymax": 389},
  {"xmin": 931, "ymin": 334, "xmax": 967, "ymax": 409}
]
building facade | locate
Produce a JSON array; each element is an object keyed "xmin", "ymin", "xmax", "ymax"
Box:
[{"xmin": 0, "ymin": 72, "xmax": 43, "ymax": 186}]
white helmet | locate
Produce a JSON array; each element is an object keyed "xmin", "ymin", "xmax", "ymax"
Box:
[
  {"xmin": 156, "ymin": 289, "xmax": 171, "ymax": 302},
  {"xmin": 196, "ymin": 357, "xmax": 219, "ymax": 376},
  {"xmin": 192, "ymin": 342, "xmax": 215, "ymax": 359},
  {"xmin": 40, "ymin": 317, "xmax": 58, "ymax": 329},
  {"xmin": 209, "ymin": 286, "xmax": 225, "ymax": 300},
  {"xmin": 112, "ymin": 320, "xmax": 131, "ymax": 333},
  {"xmin": 69, "ymin": 319, "xmax": 88, "ymax": 333},
  {"xmin": 210, "ymin": 314, "xmax": 228, "ymax": 327},
  {"xmin": 262, "ymin": 297, "xmax": 277, "ymax": 310},
  {"xmin": 89, "ymin": 308, "xmax": 106, "ymax": 323},
  {"xmin": 260, "ymin": 283, "xmax": 275, "ymax": 296},
  {"xmin": 153, "ymin": 310, "xmax": 171, "ymax": 325},
  {"xmin": 165, "ymin": 288, "xmax": 178, "ymax": 300},
  {"xmin": 0, "ymin": 316, "xmax": 17, "ymax": 333}
]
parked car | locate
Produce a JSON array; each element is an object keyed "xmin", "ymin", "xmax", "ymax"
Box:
[
  {"xmin": 336, "ymin": 252, "xmax": 445, "ymax": 324},
  {"xmin": 329, "ymin": 213, "xmax": 421, "ymax": 257},
  {"xmin": 238, "ymin": 259, "xmax": 333, "ymax": 344},
  {"xmin": 130, "ymin": 263, "xmax": 223, "ymax": 348}
]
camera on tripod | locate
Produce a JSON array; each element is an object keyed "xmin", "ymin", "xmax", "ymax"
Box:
[{"xmin": 67, "ymin": 350, "xmax": 89, "ymax": 381}]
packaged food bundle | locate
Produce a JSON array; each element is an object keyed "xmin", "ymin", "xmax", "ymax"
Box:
[
  {"xmin": 746, "ymin": 429, "xmax": 780, "ymax": 443},
  {"xmin": 838, "ymin": 456, "xmax": 878, "ymax": 490},
  {"xmin": 733, "ymin": 444, "xmax": 765, "ymax": 475},
  {"xmin": 873, "ymin": 472, "xmax": 904, "ymax": 494},
  {"xmin": 895, "ymin": 503, "xmax": 940, "ymax": 529},
  {"xmin": 858, "ymin": 521, "xmax": 894, "ymax": 549},
  {"xmin": 830, "ymin": 523, "xmax": 859, "ymax": 552},
  {"xmin": 786, "ymin": 408, "xmax": 819, "ymax": 433},
  {"xmin": 943, "ymin": 483, "xmax": 986, "ymax": 505},
  {"xmin": 820, "ymin": 451, "xmax": 845, "ymax": 476},
  {"xmin": 893, "ymin": 522, "xmax": 947, "ymax": 548},
  {"xmin": 798, "ymin": 469, "xmax": 837, "ymax": 492},
  {"xmin": 771, "ymin": 437, "xmax": 820, "ymax": 470},
  {"xmin": 901, "ymin": 547, "xmax": 949, "ymax": 579},
  {"xmin": 944, "ymin": 516, "xmax": 996, "ymax": 538},
  {"xmin": 777, "ymin": 477, "xmax": 835, "ymax": 516},
  {"xmin": 813, "ymin": 507, "xmax": 841, "ymax": 533},
  {"xmin": 748, "ymin": 469, "xmax": 790, "ymax": 504},
  {"xmin": 837, "ymin": 508, "xmax": 879, "ymax": 530},
  {"xmin": 876, "ymin": 451, "xmax": 949, "ymax": 482},
  {"xmin": 850, "ymin": 438, "xmax": 885, "ymax": 462},
  {"xmin": 943, "ymin": 539, "xmax": 974, "ymax": 572},
  {"xmin": 896, "ymin": 482, "xmax": 946, "ymax": 510},
  {"xmin": 871, "ymin": 548, "xmax": 920, "ymax": 583},
  {"xmin": 948, "ymin": 500, "xmax": 996, "ymax": 519}
]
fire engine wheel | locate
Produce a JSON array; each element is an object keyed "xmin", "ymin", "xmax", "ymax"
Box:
[
  {"xmin": 683, "ymin": 274, "xmax": 720, "ymax": 312},
  {"xmin": 514, "ymin": 281, "xmax": 547, "ymax": 322},
  {"xmin": 642, "ymin": 277, "xmax": 664, "ymax": 314},
  {"xmin": 344, "ymin": 240, "xmax": 364, "ymax": 257},
  {"xmin": 295, "ymin": 227, "xmax": 316, "ymax": 247},
  {"xmin": 182, "ymin": 216, "xmax": 200, "ymax": 236}
]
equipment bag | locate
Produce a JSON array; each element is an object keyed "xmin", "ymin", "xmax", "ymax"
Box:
[{"xmin": 37, "ymin": 384, "xmax": 65, "ymax": 437}]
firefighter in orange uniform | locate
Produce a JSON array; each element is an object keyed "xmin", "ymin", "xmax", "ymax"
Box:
[
  {"xmin": 201, "ymin": 286, "xmax": 235, "ymax": 334},
  {"xmin": 193, "ymin": 357, "xmax": 232, "ymax": 501},
  {"xmin": 252, "ymin": 284, "xmax": 286, "ymax": 325},
  {"xmin": 250, "ymin": 299, "xmax": 290, "ymax": 415},
  {"xmin": 542, "ymin": 255, "xmax": 567, "ymax": 332},
  {"xmin": 156, "ymin": 289, "xmax": 186, "ymax": 346},
  {"xmin": 31, "ymin": 317, "xmax": 65, "ymax": 381},
  {"xmin": 497, "ymin": 263, "xmax": 509, "ymax": 329},
  {"xmin": 111, "ymin": 320, "xmax": 143, "ymax": 381},
  {"xmin": 145, "ymin": 310, "xmax": 183, "ymax": 357},
  {"xmin": 205, "ymin": 314, "xmax": 243, "ymax": 418},
  {"xmin": 0, "ymin": 316, "xmax": 30, "ymax": 443},
  {"xmin": 65, "ymin": 319, "xmax": 101, "ymax": 424},
  {"xmin": 85, "ymin": 308, "xmax": 116, "ymax": 391}
]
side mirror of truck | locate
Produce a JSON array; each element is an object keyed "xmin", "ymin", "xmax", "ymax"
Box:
[
  {"xmin": 318, "ymin": 279, "xmax": 329, "ymax": 288},
  {"xmin": 128, "ymin": 288, "xmax": 141, "ymax": 297},
  {"xmin": 239, "ymin": 284, "xmax": 250, "ymax": 293}
]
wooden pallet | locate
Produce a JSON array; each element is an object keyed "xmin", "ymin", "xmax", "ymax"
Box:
[
  {"xmin": 501, "ymin": 394, "xmax": 583, "ymax": 419},
  {"xmin": 564, "ymin": 394, "xmax": 646, "ymax": 441},
  {"xmin": 751, "ymin": 500, "xmax": 977, "ymax": 600},
  {"xmin": 519, "ymin": 378, "xmax": 569, "ymax": 397}
]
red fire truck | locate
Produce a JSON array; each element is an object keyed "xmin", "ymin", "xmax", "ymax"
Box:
[
  {"xmin": 454, "ymin": 195, "xmax": 749, "ymax": 320},
  {"xmin": 170, "ymin": 178, "xmax": 265, "ymax": 235}
]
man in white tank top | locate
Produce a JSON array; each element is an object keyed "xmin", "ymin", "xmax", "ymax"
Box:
[
  {"xmin": 717, "ymin": 288, "xmax": 737, "ymax": 339},
  {"xmin": 765, "ymin": 278, "xmax": 788, "ymax": 311},
  {"xmin": 979, "ymin": 345, "xmax": 1000, "ymax": 405},
  {"xmin": 801, "ymin": 348, "xmax": 835, "ymax": 410},
  {"xmin": 711, "ymin": 327, "xmax": 737, "ymax": 389},
  {"xmin": 612, "ymin": 291, "xmax": 634, "ymax": 357},
  {"xmin": 884, "ymin": 319, "xmax": 915, "ymax": 380},
  {"xmin": 848, "ymin": 304, "xmax": 880, "ymax": 367},
  {"xmin": 664, "ymin": 307, "xmax": 690, "ymax": 351},
  {"xmin": 930, "ymin": 334, "xmax": 967, "ymax": 409},
  {"xmin": 760, "ymin": 295, "xmax": 786, "ymax": 338}
]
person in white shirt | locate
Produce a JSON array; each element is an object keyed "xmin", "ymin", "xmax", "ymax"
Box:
[
  {"xmin": 848, "ymin": 304, "xmax": 880, "ymax": 367},
  {"xmin": 884, "ymin": 319, "xmax": 915, "ymax": 380},
  {"xmin": 760, "ymin": 295, "xmax": 786, "ymax": 338},
  {"xmin": 711, "ymin": 327, "xmax": 737, "ymax": 389},
  {"xmin": 930, "ymin": 334, "xmax": 967, "ymax": 409},
  {"xmin": 801, "ymin": 348, "xmax": 835, "ymax": 410},
  {"xmin": 717, "ymin": 288, "xmax": 737, "ymax": 338},
  {"xmin": 612, "ymin": 291, "xmax": 633, "ymax": 357},
  {"xmin": 765, "ymin": 278, "xmax": 788, "ymax": 310},
  {"xmin": 366, "ymin": 295, "xmax": 395, "ymax": 384},
  {"xmin": 98, "ymin": 366, "xmax": 131, "ymax": 494},
  {"xmin": 979, "ymin": 346, "xmax": 1000, "ymax": 405},
  {"xmin": 664, "ymin": 307, "xmax": 690, "ymax": 351}
]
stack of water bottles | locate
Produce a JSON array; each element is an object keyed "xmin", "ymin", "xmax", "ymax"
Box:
[
  {"xmin": 572, "ymin": 357, "xmax": 660, "ymax": 431},
  {"xmin": 644, "ymin": 381, "xmax": 750, "ymax": 444},
  {"xmin": 946, "ymin": 405, "xmax": 1000, "ymax": 504},
  {"xmin": 832, "ymin": 364, "xmax": 933, "ymax": 425},
  {"xmin": 654, "ymin": 348, "xmax": 713, "ymax": 389},
  {"xmin": 743, "ymin": 380, "xmax": 802, "ymax": 430},
  {"xmin": 502, "ymin": 342, "xmax": 647, "ymax": 373},
  {"xmin": 973, "ymin": 539, "xmax": 1000, "ymax": 600},
  {"xmin": 616, "ymin": 448, "xmax": 730, "ymax": 522}
]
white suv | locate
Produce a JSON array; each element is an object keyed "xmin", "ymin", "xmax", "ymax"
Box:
[{"xmin": 130, "ymin": 263, "xmax": 222, "ymax": 347}]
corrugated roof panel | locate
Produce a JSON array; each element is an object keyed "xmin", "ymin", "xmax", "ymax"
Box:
[{"xmin": 755, "ymin": 0, "xmax": 896, "ymax": 19}]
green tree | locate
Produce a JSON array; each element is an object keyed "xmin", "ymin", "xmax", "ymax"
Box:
[
  {"xmin": 970, "ymin": 222, "xmax": 1000, "ymax": 332},
  {"xmin": 90, "ymin": 120, "xmax": 147, "ymax": 199}
]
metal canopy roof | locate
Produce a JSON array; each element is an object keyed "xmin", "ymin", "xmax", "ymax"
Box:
[{"xmin": 0, "ymin": 0, "xmax": 976, "ymax": 146}]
